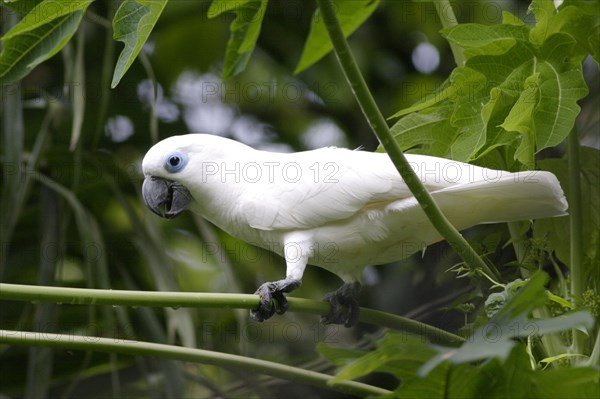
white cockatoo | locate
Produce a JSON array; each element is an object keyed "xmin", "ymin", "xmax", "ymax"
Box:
[{"xmin": 142, "ymin": 134, "xmax": 568, "ymax": 326}]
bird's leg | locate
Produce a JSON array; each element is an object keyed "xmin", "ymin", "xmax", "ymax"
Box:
[
  {"xmin": 250, "ymin": 277, "xmax": 302, "ymax": 322},
  {"xmin": 321, "ymin": 282, "xmax": 361, "ymax": 327},
  {"xmin": 250, "ymin": 236, "xmax": 309, "ymax": 322}
]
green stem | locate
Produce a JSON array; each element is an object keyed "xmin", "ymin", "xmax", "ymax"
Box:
[
  {"xmin": 508, "ymin": 224, "xmax": 567, "ymax": 363},
  {"xmin": 568, "ymin": 128, "xmax": 585, "ymax": 358},
  {"xmin": 0, "ymin": 283, "xmax": 463, "ymax": 345},
  {"xmin": 315, "ymin": 0, "xmax": 495, "ymax": 279},
  {"xmin": 0, "ymin": 329, "xmax": 390, "ymax": 397},
  {"xmin": 138, "ymin": 50, "xmax": 159, "ymax": 144},
  {"xmin": 92, "ymin": 4, "xmax": 116, "ymax": 150},
  {"xmin": 0, "ymin": 12, "xmax": 24, "ymax": 280},
  {"xmin": 433, "ymin": 0, "xmax": 465, "ymax": 66}
]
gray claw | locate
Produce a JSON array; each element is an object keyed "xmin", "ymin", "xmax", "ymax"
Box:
[
  {"xmin": 321, "ymin": 282, "xmax": 361, "ymax": 327},
  {"xmin": 250, "ymin": 278, "xmax": 302, "ymax": 322}
]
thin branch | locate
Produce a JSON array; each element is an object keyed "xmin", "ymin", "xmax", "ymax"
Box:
[
  {"xmin": 0, "ymin": 283, "xmax": 464, "ymax": 345},
  {"xmin": 568, "ymin": 127, "xmax": 585, "ymax": 360},
  {"xmin": 315, "ymin": 0, "xmax": 496, "ymax": 279},
  {"xmin": 0, "ymin": 329, "xmax": 391, "ymax": 397}
]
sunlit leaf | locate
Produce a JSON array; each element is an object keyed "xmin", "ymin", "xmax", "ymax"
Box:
[
  {"xmin": 471, "ymin": 87, "xmax": 518, "ymax": 160},
  {"xmin": 442, "ymin": 23, "xmax": 529, "ymax": 59},
  {"xmin": 500, "ymin": 73, "xmax": 540, "ymax": 168},
  {"xmin": 532, "ymin": 34, "xmax": 588, "ymax": 151},
  {"xmin": 208, "ymin": 0, "xmax": 269, "ymax": 79},
  {"xmin": 388, "ymin": 76, "xmax": 454, "ymax": 119},
  {"xmin": 295, "ymin": 0, "xmax": 380, "ymax": 74},
  {"xmin": 387, "ymin": 103, "xmax": 455, "ymax": 157},
  {"xmin": 390, "ymin": 6, "xmax": 591, "ymax": 166},
  {"xmin": 111, "ymin": 0, "xmax": 168, "ymax": 88},
  {"xmin": 449, "ymin": 67, "xmax": 488, "ymax": 161},
  {"xmin": 0, "ymin": 0, "xmax": 93, "ymax": 84},
  {"xmin": 528, "ymin": 0, "xmax": 556, "ymax": 45},
  {"xmin": 552, "ymin": 1, "xmax": 600, "ymax": 64}
]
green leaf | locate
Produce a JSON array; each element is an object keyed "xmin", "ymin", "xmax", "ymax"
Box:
[
  {"xmin": 388, "ymin": 80, "xmax": 455, "ymax": 119},
  {"xmin": 391, "ymin": 6, "xmax": 592, "ymax": 166},
  {"xmin": 471, "ymin": 87, "xmax": 518, "ymax": 161},
  {"xmin": 294, "ymin": 0, "xmax": 380, "ymax": 74},
  {"xmin": 208, "ymin": 0, "xmax": 268, "ymax": 79},
  {"xmin": 502, "ymin": 10, "xmax": 525, "ymax": 26},
  {"xmin": 387, "ymin": 103, "xmax": 455, "ymax": 157},
  {"xmin": 528, "ymin": 0, "xmax": 556, "ymax": 45},
  {"xmin": 442, "ymin": 23, "xmax": 529, "ymax": 59},
  {"xmin": 539, "ymin": 353, "xmax": 588, "ymax": 368},
  {"xmin": 532, "ymin": 366, "xmax": 600, "ymax": 398},
  {"xmin": 448, "ymin": 67, "xmax": 489, "ymax": 161},
  {"xmin": 0, "ymin": 0, "xmax": 43, "ymax": 15},
  {"xmin": 484, "ymin": 279, "xmax": 524, "ymax": 318},
  {"xmin": 326, "ymin": 333, "xmax": 600, "ymax": 399},
  {"xmin": 330, "ymin": 334, "xmax": 437, "ymax": 383},
  {"xmin": 0, "ymin": 0, "xmax": 93, "ymax": 84},
  {"xmin": 419, "ymin": 273, "xmax": 595, "ymax": 377},
  {"xmin": 316, "ymin": 342, "xmax": 367, "ymax": 368},
  {"xmin": 111, "ymin": 0, "xmax": 168, "ymax": 88},
  {"xmin": 500, "ymin": 73, "xmax": 540, "ymax": 168},
  {"xmin": 532, "ymin": 34, "xmax": 589, "ymax": 151},
  {"xmin": 450, "ymin": 345, "xmax": 600, "ymax": 399},
  {"xmin": 551, "ymin": 1, "xmax": 600, "ymax": 65}
]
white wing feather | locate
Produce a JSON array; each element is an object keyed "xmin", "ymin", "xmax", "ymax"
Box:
[{"xmin": 240, "ymin": 147, "xmax": 541, "ymax": 231}]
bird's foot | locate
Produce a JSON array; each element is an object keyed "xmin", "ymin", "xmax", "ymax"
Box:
[
  {"xmin": 321, "ymin": 282, "xmax": 361, "ymax": 327},
  {"xmin": 250, "ymin": 277, "xmax": 302, "ymax": 322}
]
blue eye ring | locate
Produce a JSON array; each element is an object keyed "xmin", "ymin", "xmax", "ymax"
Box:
[{"xmin": 164, "ymin": 151, "xmax": 188, "ymax": 173}]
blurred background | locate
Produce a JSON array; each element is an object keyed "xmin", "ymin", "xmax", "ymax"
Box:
[{"xmin": 1, "ymin": 0, "xmax": 598, "ymax": 397}]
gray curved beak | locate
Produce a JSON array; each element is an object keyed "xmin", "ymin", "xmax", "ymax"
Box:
[{"xmin": 142, "ymin": 177, "xmax": 192, "ymax": 219}]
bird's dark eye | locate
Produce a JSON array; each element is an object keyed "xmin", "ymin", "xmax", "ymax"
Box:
[
  {"xmin": 164, "ymin": 151, "xmax": 187, "ymax": 173},
  {"xmin": 169, "ymin": 156, "xmax": 180, "ymax": 166}
]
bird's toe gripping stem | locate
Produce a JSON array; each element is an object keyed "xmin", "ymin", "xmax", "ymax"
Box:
[
  {"xmin": 321, "ymin": 282, "xmax": 361, "ymax": 327},
  {"xmin": 250, "ymin": 277, "xmax": 302, "ymax": 322}
]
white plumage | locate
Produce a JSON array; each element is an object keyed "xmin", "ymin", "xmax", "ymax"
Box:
[{"xmin": 142, "ymin": 133, "xmax": 568, "ymax": 323}]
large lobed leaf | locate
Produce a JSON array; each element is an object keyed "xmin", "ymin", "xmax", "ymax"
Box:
[
  {"xmin": 388, "ymin": 2, "xmax": 594, "ymax": 167},
  {"xmin": 207, "ymin": 0, "xmax": 269, "ymax": 79},
  {"xmin": 111, "ymin": 0, "xmax": 169, "ymax": 88},
  {"xmin": 0, "ymin": 0, "xmax": 93, "ymax": 84}
]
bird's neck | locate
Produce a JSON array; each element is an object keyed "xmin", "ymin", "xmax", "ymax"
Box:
[{"xmin": 185, "ymin": 156, "xmax": 255, "ymax": 235}]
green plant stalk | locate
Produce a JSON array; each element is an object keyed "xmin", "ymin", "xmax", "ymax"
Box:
[
  {"xmin": 138, "ymin": 50, "xmax": 159, "ymax": 144},
  {"xmin": 586, "ymin": 330, "xmax": 600, "ymax": 367},
  {"xmin": 69, "ymin": 25, "xmax": 86, "ymax": 151},
  {"xmin": 508, "ymin": 224, "xmax": 567, "ymax": 363},
  {"xmin": 92, "ymin": 5, "xmax": 116, "ymax": 150},
  {"xmin": 0, "ymin": 283, "xmax": 463, "ymax": 345},
  {"xmin": 0, "ymin": 12, "xmax": 24, "ymax": 280},
  {"xmin": 0, "ymin": 329, "xmax": 390, "ymax": 397},
  {"xmin": 433, "ymin": 0, "xmax": 465, "ymax": 66},
  {"xmin": 315, "ymin": 0, "xmax": 495, "ymax": 279},
  {"xmin": 568, "ymin": 128, "xmax": 585, "ymax": 359}
]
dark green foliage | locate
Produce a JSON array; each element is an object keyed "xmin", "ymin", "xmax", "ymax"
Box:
[{"xmin": 1, "ymin": 0, "xmax": 598, "ymax": 397}]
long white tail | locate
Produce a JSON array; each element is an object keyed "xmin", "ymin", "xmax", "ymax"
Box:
[{"xmin": 432, "ymin": 170, "xmax": 568, "ymax": 226}]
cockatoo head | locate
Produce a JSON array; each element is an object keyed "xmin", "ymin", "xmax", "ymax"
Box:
[
  {"xmin": 142, "ymin": 134, "xmax": 250, "ymax": 218},
  {"xmin": 142, "ymin": 134, "xmax": 232, "ymax": 219},
  {"xmin": 141, "ymin": 135, "xmax": 199, "ymax": 219}
]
